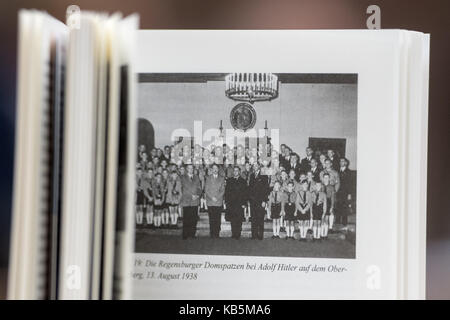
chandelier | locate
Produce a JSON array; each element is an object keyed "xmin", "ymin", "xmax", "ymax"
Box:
[{"xmin": 225, "ymin": 72, "xmax": 278, "ymax": 103}]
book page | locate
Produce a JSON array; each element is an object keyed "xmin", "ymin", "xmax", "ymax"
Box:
[
  {"xmin": 8, "ymin": 10, "xmax": 68, "ymax": 300},
  {"xmin": 132, "ymin": 30, "xmax": 404, "ymax": 299}
]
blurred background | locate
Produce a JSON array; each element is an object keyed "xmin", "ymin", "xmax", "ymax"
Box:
[{"xmin": 0, "ymin": 0, "xmax": 448, "ymax": 299}]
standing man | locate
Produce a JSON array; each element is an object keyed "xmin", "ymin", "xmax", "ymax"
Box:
[
  {"xmin": 336, "ymin": 158, "xmax": 354, "ymax": 228},
  {"xmin": 163, "ymin": 145, "xmax": 171, "ymax": 163},
  {"xmin": 309, "ymin": 158, "xmax": 321, "ymax": 182},
  {"xmin": 135, "ymin": 166, "xmax": 145, "ymax": 225},
  {"xmin": 204, "ymin": 164, "xmax": 226, "ymax": 238},
  {"xmin": 300, "ymin": 147, "xmax": 314, "ymax": 174},
  {"xmin": 279, "ymin": 144, "xmax": 286, "ymax": 164},
  {"xmin": 180, "ymin": 164, "xmax": 202, "ymax": 239},
  {"xmin": 225, "ymin": 166, "xmax": 248, "ymax": 239},
  {"xmin": 288, "ymin": 154, "xmax": 301, "ymax": 179},
  {"xmin": 248, "ymin": 164, "xmax": 270, "ymax": 240},
  {"xmin": 280, "ymin": 147, "xmax": 292, "ymax": 171}
]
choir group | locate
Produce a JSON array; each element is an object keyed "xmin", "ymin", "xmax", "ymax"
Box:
[{"xmin": 135, "ymin": 142, "xmax": 356, "ymax": 241}]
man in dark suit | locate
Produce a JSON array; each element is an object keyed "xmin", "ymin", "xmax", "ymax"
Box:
[
  {"xmin": 204, "ymin": 164, "xmax": 226, "ymax": 238},
  {"xmin": 162, "ymin": 145, "xmax": 171, "ymax": 163},
  {"xmin": 280, "ymin": 147, "xmax": 292, "ymax": 171},
  {"xmin": 225, "ymin": 166, "xmax": 248, "ymax": 239},
  {"xmin": 309, "ymin": 158, "xmax": 321, "ymax": 182},
  {"xmin": 300, "ymin": 147, "xmax": 314, "ymax": 174},
  {"xmin": 336, "ymin": 158, "xmax": 355, "ymax": 227},
  {"xmin": 288, "ymin": 154, "xmax": 301, "ymax": 179},
  {"xmin": 279, "ymin": 144, "xmax": 286, "ymax": 164},
  {"xmin": 180, "ymin": 164, "xmax": 203, "ymax": 239},
  {"xmin": 248, "ymin": 164, "xmax": 270, "ymax": 240}
]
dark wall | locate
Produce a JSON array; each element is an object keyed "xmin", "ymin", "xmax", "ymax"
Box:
[{"xmin": 0, "ymin": 0, "xmax": 448, "ymax": 299}]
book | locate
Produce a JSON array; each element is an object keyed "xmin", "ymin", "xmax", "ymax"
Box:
[{"xmin": 8, "ymin": 10, "xmax": 429, "ymax": 300}]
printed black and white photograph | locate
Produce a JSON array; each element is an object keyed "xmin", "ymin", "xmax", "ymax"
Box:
[{"xmin": 134, "ymin": 73, "xmax": 357, "ymax": 259}]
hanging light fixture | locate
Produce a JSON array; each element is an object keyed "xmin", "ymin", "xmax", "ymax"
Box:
[{"xmin": 225, "ymin": 72, "xmax": 278, "ymax": 103}]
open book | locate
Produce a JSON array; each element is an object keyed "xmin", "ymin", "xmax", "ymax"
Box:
[{"xmin": 8, "ymin": 10, "xmax": 429, "ymax": 299}]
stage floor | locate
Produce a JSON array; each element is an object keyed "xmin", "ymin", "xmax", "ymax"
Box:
[{"xmin": 135, "ymin": 212, "xmax": 356, "ymax": 259}]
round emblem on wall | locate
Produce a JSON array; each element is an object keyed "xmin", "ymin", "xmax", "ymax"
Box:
[{"xmin": 230, "ymin": 103, "xmax": 257, "ymax": 131}]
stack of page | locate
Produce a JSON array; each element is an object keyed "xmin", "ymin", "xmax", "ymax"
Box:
[
  {"xmin": 9, "ymin": 10, "xmax": 137, "ymax": 299},
  {"xmin": 9, "ymin": 10, "xmax": 429, "ymax": 299}
]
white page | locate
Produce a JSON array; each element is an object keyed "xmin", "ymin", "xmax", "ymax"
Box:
[
  {"xmin": 132, "ymin": 30, "xmax": 424, "ymax": 299},
  {"xmin": 8, "ymin": 10, "xmax": 68, "ymax": 300},
  {"xmin": 59, "ymin": 14, "xmax": 98, "ymax": 300}
]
